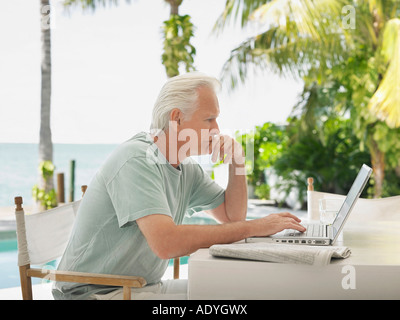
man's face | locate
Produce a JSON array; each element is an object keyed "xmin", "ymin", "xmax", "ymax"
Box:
[{"xmin": 176, "ymin": 86, "xmax": 220, "ymax": 157}]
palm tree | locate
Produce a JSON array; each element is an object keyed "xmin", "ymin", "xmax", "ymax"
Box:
[
  {"xmin": 37, "ymin": 0, "xmax": 55, "ymax": 209},
  {"xmin": 215, "ymin": 0, "xmax": 400, "ymax": 197}
]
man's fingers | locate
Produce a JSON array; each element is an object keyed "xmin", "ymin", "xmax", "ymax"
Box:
[
  {"xmin": 218, "ymin": 136, "xmax": 227, "ymax": 161},
  {"xmin": 260, "ymin": 213, "xmax": 307, "ymax": 236},
  {"xmin": 211, "ymin": 135, "xmax": 244, "ymax": 165},
  {"xmin": 212, "ymin": 135, "xmax": 229, "ymax": 162},
  {"xmin": 279, "ymin": 212, "xmax": 302, "ymax": 222},
  {"xmin": 288, "ymin": 221, "xmax": 306, "ymax": 232},
  {"xmin": 279, "ymin": 214, "xmax": 306, "ymax": 232},
  {"xmin": 211, "ymin": 138, "xmax": 221, "ymax": 162},
  {"xmin": 222, "ymin": 144, "xmax": 233, "ymax": 164}
]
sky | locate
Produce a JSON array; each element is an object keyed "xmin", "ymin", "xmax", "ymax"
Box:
[{"xmin": 0, "ymin": 0, "xmax": 303, "ymax": 144}]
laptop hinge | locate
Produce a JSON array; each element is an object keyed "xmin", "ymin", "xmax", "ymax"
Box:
[{"xmin": 326, "ymin": 224, "xmax": 333, "ymax": 239}]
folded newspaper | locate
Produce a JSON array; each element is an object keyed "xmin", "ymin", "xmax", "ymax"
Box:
[{"xmin": 209, "ymin": 242, "xmax": 351, "ymax": 266}]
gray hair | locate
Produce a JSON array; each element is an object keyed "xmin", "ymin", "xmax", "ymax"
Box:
[{"xmin": 150, "ymin": 72, "xmax": 221, "ymax": 134}]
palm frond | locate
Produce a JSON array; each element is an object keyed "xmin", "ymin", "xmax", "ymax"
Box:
[
  {"xmin": 219, "ymin": 26, "xmax": 302, "ymax": 89},
  {"xmin": 251, "ymin": 0, "xmax": 330, "ymax": 40},
  {"xmin": 213, "ymin": 0, "xmax": 270, "ymax": 34},
  {"xmin": 63, "ymin": 0, "xmax": 132, "ymax": 12},
  {"xmin": 217, "ymin": 0, "xmax": 352, "ymax": 89},
  {"xmin": 368, "ymin": 18, "xmax": 400, "ymax": 128},
  {"xmin": 220, "ymin": 16, "xmax": 348, "ymax": 89}
]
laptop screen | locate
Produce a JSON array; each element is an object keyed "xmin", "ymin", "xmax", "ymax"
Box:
[{"xmin": 331, "ymin": 164, "xmax": 372, "ymax": 240}]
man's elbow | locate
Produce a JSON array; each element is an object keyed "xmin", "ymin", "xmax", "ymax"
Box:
[
  {"xmin": 225, "ymin": 207, "xmax": 247, "ymax": 223},
  {"xmin": 148, "ymin": 237, "xmax": 179, "ymax": 260},
  {"xmin": 137, "ymin": 215, "xmax": 180, "ymax": 260},
  {"xmin": 152, "ymin": 245, "xmax": 174, "ymax": 260},
  {"xmin": 227, "ymin": 214, "xmax": 246, "ymax": 223}
]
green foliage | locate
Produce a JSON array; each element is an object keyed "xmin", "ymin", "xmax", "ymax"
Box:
[
  {"xmin": 238, "ymin": 123, "xmax": 287, "ymax": 200},
  {"xmin": 32, "ymin": 186, "xmax": 57, "ymax": 210},
  {"xmin": 32, "ymin": 161, "xmax": 57, "ymax": 209},
  {"xmin": 273, "ymin": 117, "xmax": 371, "ymax": 206},
  {"xmin": 254, "ymin": 184, "xmax": 270, "ymax": 200},
  {"xmin": 239, "ymin": 122, "xmax": 288, "ymax": 188},
  {"xmin": 239, "ymin": 117, "xmax": 376, "ymax": 204},
  {"xmin": 368, "ymin": 18, "xmax": 400, "ymax": 128},
  {"xmin": 380, "ymin": 168, "xmax": 400, "ymax": 198},
  {"xmin": 39, "ymin": 160, "xmax": 55, "ymax": 181},
  {"xmin": 327, "ymin": 40, "xmax": 400, "ymax": 171},
  {"xmin": 162, "ymin": 14, "xmax": 196, "ymax": 78}
]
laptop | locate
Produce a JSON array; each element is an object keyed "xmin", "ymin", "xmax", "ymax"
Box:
[{"xmin": 246, "ymin": 164, "xmax": 372, "ymax": 246}]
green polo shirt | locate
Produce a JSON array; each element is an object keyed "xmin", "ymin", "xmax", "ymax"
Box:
[{"xmin": 52, "ymin": 132, "xmax": 225, "ymax": 300}]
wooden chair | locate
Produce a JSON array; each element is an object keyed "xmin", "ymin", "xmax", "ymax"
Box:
[{"xmin": 14, "ymin": 185, "xmax": 180, "ymax": 300}]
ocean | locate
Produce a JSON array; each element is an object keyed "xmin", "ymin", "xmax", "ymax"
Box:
[{"xmin": 0, "ymin": 143, "xmax": 118, "ymax": 207}]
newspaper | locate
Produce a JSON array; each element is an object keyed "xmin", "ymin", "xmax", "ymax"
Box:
[{"xmin": 209, "ymin": 242, "xmax": 351, "ymax": 266}]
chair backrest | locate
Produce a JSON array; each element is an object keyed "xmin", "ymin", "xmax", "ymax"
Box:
[
  {"xmin": 15, "ymin": 199, "xmax": 81, "ymax": 266},
  {"xmin": 15, "ymin": 185, "xmax": 87, "ymax": 267},
  {"xmin": 14, "ymin": 186, "xmax": 87, "ymax": 299}
]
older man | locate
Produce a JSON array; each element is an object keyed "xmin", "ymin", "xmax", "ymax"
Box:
[{"xmin": 52, "ymin": 72, "xmax": 305, "ymax": 300}]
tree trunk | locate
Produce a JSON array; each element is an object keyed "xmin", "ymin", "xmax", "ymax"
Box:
[
  {"xmin": 39, "ymin": 0, "xmax": 53, "ymax": 193},
  {"xmin": 166, "ymin": 0, "xmax": 182, "ymax": 15},
  {"xmin": 395, "ymin": 164, "xmax": 400, "ymax": 178},
  {"xmin": 369, "ymin": 138, "xmax": 385, "ymax": 198},
  {"xmin": 367, "ymin": 7, "xmax": 386, "ymax": 199}
]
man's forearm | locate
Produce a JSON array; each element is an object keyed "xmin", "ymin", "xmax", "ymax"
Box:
[
  {"xmin": 224, "ymin": 163, "xmax": 247, "ymax": 222},
  {"xmin": 164, "ymin": 211, "xmax": 305, "ymax": 259},
  {"xmin": 138, "ymin": 214, "xmax": 253, "ymax": 260},
  {"xmin": 171, "ymin": 220, "xmax": 251, "ymax": 258},
  {"xmin": 138, "ymin": 212, "xmax": 306, "ymax": 260}
]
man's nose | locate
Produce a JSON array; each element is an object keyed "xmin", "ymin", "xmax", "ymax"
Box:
[{"xmin": 211, "ymin": 120, "xmax": 220, "ymax": 134}]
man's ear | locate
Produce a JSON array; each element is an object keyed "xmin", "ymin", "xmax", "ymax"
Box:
[{"xmin": 170, "ymin": 108, "xmax": 182, "ymax": 126}]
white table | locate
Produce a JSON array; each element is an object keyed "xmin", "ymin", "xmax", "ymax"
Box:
[{"xmin": 188, "ymin": 220, "xmax": 400, "ymax": 300}]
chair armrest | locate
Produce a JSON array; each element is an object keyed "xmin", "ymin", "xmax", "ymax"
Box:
[{"xmin": 27, "ymin": 268, "xmax": 147, "ymax": 288}]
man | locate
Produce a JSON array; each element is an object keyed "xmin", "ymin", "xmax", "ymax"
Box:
[{"xmin": 52, "ymin": 72, "xmax": 305, "ymax": 300}]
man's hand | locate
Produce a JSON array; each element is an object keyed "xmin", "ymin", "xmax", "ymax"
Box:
[
  {"xmin": 211, "ymin": 134, "xmax": 245, "ymax": 167},
  {"xmin": 208, "ymin": 134, "xmax": 248, "ymax": 222},
  {"xmin": 249, "ymin": 212, "xmax": 306, "ymax": 236}
]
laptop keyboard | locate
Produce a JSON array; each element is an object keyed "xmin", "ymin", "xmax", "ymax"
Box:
[{"xmin": 284, "ymin": 224, "xmax": 324, "ymax": 237}]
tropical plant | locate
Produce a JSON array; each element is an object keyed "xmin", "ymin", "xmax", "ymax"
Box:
[
  {"xmin": 32, "ymin": 161, "xmax": 58, "ymax": 209},
  {"xmin": 162, "ymin": 14, "xmax": 196, "ymax": 77},
  {"xmin": 215, "ymin": 0, "xmax": 400, "ymax": 197}
]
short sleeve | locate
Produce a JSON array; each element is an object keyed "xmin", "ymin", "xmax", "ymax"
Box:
[
  {"xmin": 186, "ymin": 164, "xmax": 225, "ymax": 216},
  {"xmin": 106, "ymin": 157, "xmax": 171, "ymax": 228}
]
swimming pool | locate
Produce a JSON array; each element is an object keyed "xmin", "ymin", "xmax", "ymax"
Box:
[
  {"xmin": 0, "ymin": 233, "xmax": 21, "ymax": 289},
  {"xmin": 0, "ymin": 230, "xmax": 60, "ymax": 289}
]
